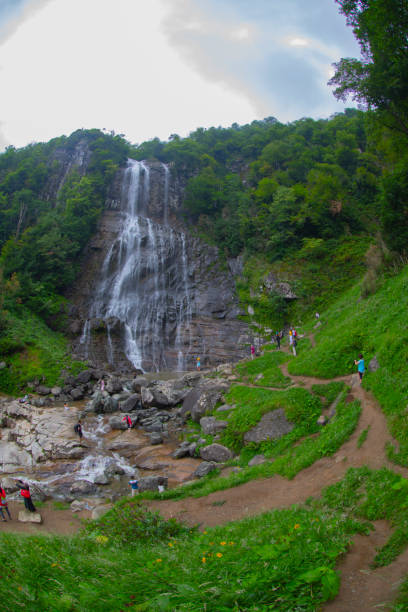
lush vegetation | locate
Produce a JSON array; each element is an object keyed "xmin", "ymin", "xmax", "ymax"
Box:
[
  {"xmin": 4, "ymin": 465, "xmax": 408, "ymax": 611},
  {"xmin": 288, "ymin": 262, "xmax": 408, "ymax": 466}
]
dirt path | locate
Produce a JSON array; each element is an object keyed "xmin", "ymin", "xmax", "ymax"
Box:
[
  {"xmin": 3, "ymin": 352, "xmax": 408, "ymax": 610},
  {"xmin": 147, "ymin": 364, "xmax": 408, "ymax": 611}
]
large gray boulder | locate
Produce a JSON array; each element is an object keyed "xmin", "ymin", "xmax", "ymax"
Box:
[
  {"xmin": 75, "ymin": 370, "xmax": 92, "ymax": 385},
  {"xmin": 138, "ymin": 476, "xmax": 168, "ymax": 492},
  {"xmin": 192, "ymin": 461, "xmax": 217, "ymax": 478},
  {"xmin": 200, "ymin": 416, "xmax": 228, "ymax": 436},
  {"xmin": 200, "ymin": 443, "xmax": 233, "ymax": 463},
  {"xmin": 109, "ymin": 416, "xmax": 128, "ymax": 430},
  {"xmin": 18, "ymin": 510, "xmax": 42, "ymax": 523},
  {"xmin": 106, "ymin": 378, "xmax": 123, "ymax": 394},
  {"xmin": 182, "ymin": 382, "xmax": 229, "ymax": 423},
  {"xmin": 120, "ymin": 394, "xmax": 141, "ymax": 412},
  {"xmin": 70, "ymin": 480, "xmax": 97, "ymax": 496},
  {"xmin": 243, "ymin": 409, "xmax": 294, "ymax": 444}
]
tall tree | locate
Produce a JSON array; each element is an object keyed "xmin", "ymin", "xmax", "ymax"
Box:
[{"xmin": 329, "ymin": 0, "xmax": 408, "ymax": 136}]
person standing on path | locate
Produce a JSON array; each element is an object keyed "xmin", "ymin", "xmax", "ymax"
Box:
[
  {"xmin": 196, "ymin": 357, "xmax": 201, "ymax": 371},
  {"xmin": 16, "ymin": 480, "xmax": 36, "ymax": 513},
  {"xmin": 0, "ymin": 484, "xmax": 11, "ymax": 521},
  {"xmin": 354, "ymin": 354, "xmax": 365, "ymax": 382},
  {"xmin": 250, "ymin": 345, "xmax": 255, "ymax": 359},
  {"xmin": 275, "ymin": 331, "xmax": 281, "ymax": 349},
  {"xmin": 74, "ymin": 419, "xmax": 83, "ymax": 440},
  {"xmin": 128, "ymin": 479, "xmax": 139, "ymax": 496}
]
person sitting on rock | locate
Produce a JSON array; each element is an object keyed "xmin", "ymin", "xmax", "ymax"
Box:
[
  {"xmin": 74, "ymin": 420, "xmax": 83, "ymax": 439},
  {"xmin": 16, "ymin": 480, "xmax": 36, "ymax": 513}
]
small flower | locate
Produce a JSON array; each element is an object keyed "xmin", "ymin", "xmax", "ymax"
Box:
[
  {"xmin": 51, "ymin": 563, "xmax": 58, "ymax": 567},
  {"xmin": 168, "ymin": 542, "xmax": 174, "ymax": 547},
  {"xmin": 202, "ymin": 557, "xmax": 206, "ymax": 563},
  {"xmin": 228, "ymin": 542, "xmax": 234, "ymax": 546},
  {"xmin": 220, "ymin": 541, "xmax": 226, "ymax": 546},
  {"xmin": 216, "ymin": 552, "xmax": 222, "ymax": 558},
  {"xmin": 203, "ymin": 531, "xmax": 207, "ymax": 535},
  {"xmin": 294, "ymin": 524, "xmax": 300, "ymax": 530},
  {"xmin": 95, "ymin": 535, "xmax": 109, "ymax": 544},
  {"xmin": 156, "ymin": 559, "xmax": 162, "ymax": 563}
]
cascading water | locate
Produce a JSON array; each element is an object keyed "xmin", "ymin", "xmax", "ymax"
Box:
[{"xmin": 83, "ymin": 159, "xmax": 194, "ymax": 371}]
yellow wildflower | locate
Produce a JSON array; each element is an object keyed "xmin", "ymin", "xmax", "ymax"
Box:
[
  {"xmin": 95, "ymin": 535, "xmax": 109, "ymax": 544},
  {"xmin": 294, "ymin": 524, "xmax": 300, "ymax": 530},
  {"xmin": 216, "ymin": 552, "xmax": 222, "ymax": 558},
  {"xmin": 156, "ymin": 559, "xmax": 162, "ymax": 563},
  {"xmin": 168, "ymin": 542, "xmax": 174, "ymax": 547},
  {"xmin": 228, "ymin": 542, "xmax": 234, "ymax": 546},
  {"xmin": 202, "ymin": 557, "xmax": 206, "ymax": 563},
  {"xmin": 220, "ymin": 541, "xmax": 226, "ymax": 546}
]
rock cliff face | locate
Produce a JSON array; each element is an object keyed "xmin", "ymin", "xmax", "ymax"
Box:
[{"xmin": 66, "ymin": 159, "xmax": 252, "ymax": 372}]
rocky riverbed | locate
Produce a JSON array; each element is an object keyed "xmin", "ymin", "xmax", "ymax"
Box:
[{"xmin": 0, "ymin": 365, "xmax": 238, "ymax": 510}]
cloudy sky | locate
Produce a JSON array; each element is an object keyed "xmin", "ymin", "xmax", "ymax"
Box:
[{"xmin": 0, "ymin": 0, "xmax": 359, "ymax": 150}]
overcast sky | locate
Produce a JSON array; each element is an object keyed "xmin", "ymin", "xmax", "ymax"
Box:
[{"xmin": 0, "ymin": 0, "xmax": 359, "ymax": 150}]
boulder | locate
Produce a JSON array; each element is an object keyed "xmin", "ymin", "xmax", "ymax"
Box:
[
  {"xmin": 192, "ymin": 461, "xmax": 217, "ymax": 478},
  {"xmin": 70, "ymin": 480, "xmax": 97, "ymax": 496},
  {"xmin": 200, "ymin": 416, "xmax": 228, "ymax": 436},
  {"xmin": 149, "ymin": 432, "xmax": 163, "ymax": 445},
  {"xmin": 0, "ymin": 362, "xmax": 6, "ymax": 370},
  {"xmin": 368, "ymin": 356, "xmax": 380, "ymax": 372},
  {"xmin": 141, "ymin": 387, "xmax": 155, "ymax": 407},
  {"xmin": 36, "ymin": 385, "xmax": 51, "ymax": 395},
  {"xmin": 131, "ymin": 377, "xmax": 148, "ymax": 393},
  {"xmin": 200, "ymin": 443, "xmax": 233, "ymax": 463},
  {"xmin": 70, "ymin": 500, "xmax": 88, "ymax": 512},
  {"xmin": 120, "ymin": 394, "xmax": 141, "ymax": 412},
  {"xmin": 51, "ymin": 386, "xmax": 62, "ymax": 396},
  {"xmin": 183, "ymin": 385, "xmax": 228, "ymax": 423},
  {"xmin": 91, "ymin": 505, "xmax": 113, "ymax": 520},
  {"xmin": 172, "ymin": 446, "xmax": 189, "ymax": 459},
  {"xmin": 88, "ymin": 391, "xmax": 104, "ymax": 413},
  {"xmin": 106, "ymin": 378, "xmax": 123, "ymax": 394},
  {"xmin": 18, "ymin": 510, "xmax": 42, "ymax": 523},
  {"xmin": 75, "ymin": 370, "xmax": 92, "ymax": 385},
  {"xmin": 243, "ymin": 409, "xmax": 294, "ymax": 444},
  {"xmin": 109, "ymin": 416, "xmax": 128, "ymax": 430},
  {"xmin": 138, "ymin": 476, "xmax": 168, "ymax": 492},
  {"xmin": 70, "ymin": 388, "xmax": 84, "ymax": 401},
  {"xmin": 248, "ymin": 454, "xmax": 267, "ymax": 467}
]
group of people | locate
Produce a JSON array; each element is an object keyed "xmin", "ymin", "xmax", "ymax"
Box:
[{"xmin": 0, "ymin": 479, "xmax": 37, "ymax": 521}]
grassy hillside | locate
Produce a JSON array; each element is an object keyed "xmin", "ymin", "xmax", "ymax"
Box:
[{"xmin": 289, "ymin": 262, "xmax": 408, "ymax": 466}]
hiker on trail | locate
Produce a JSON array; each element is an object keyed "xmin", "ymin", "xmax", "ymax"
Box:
[
  {"xmin": 16, "ymin": 480, "xmax": 36, "ymax": 513},
  {"xmin": 250, "ymin": 345, "xmax": 255, "ymax": 359},
  {"xmin": 315, "ymin": 312, "xmax": 320, "ymax": 320},
  {"xmin": 123, "ymin": 415, "xmax": 132, "ymax": 429},
  {"xmin": 128, "ymin": 479, "xmax": 139, "ymax": 496},
  {"xmin": 276, "ymin": 331, "xmax": 281, "ymax": 349},
  {"xmin": 196, "ymin": 357, "xmax": 201, "ymax": 371},
  {"xmin": 0, "ymin": 484, "xmax": 11, "ymax": 521},
  {"xmin": 74, "ymin": 419, "xmax": 83, "ymax": 439},
  {"xmin": 100, "ymin": 378, "xmax": 105, "ymax": 392},
  {"xmin": 354, "ymin": 354, "xmax": 365, "ymax": 382},
  {"xmin": 289, "ymin": 330, "xmax": 293, "ymax": 346},
  {"xmin": 292, "ymin": 336, "xmax": 297, "ymax": 357}
]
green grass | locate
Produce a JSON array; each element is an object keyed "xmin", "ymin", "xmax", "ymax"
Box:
[
  {"xmin": 0, "ymin": 307, "xmax": 87, "ymax": 394},
  {"xmin": 0, "ymin": 500, "xmax": 369, "ymax": 611},
  {"xmin": 234, "ymin": 350, "xmax": 292, "ymax": 388},
  {"xmin": 141, "ymin": 391, "xmax": 360, "ymax": 502},
  {"xmin": 287, "ymin": 264, "xmax": 408, "ymax": 465}
]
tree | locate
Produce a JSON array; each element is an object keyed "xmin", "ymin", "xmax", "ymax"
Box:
[{"xmin": 329, "ymin": 0, "xmax": 408, "ymax": 136}]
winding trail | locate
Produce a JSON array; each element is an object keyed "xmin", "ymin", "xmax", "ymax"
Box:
[{"xmin": 147, "ymin": 354, "xmax": 408, "ymax": 611}]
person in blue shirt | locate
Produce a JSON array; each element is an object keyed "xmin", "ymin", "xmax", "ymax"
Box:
[
  {"xmin": 129, "ymin": 479, "xmax": 139, "ymax": 496},
  {"xmin": 354, "ymin": 354, "xmax": 365, "ymax": 382}
]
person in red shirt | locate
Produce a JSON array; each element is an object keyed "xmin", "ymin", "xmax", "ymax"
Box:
[
  {"xmin": 16, "ymin": 480, "xmax": 36, "ymax": 513},
  {"xmin": 123, "ymin": 415, "xmax": 132, "ymax": 429},
  {"xmin": 0, "ymin": 484, "xmax": 11, "ymax": 521}
]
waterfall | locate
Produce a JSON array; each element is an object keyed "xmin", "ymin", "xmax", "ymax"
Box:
[{"xmin": 83, "ymin": 159, "xmax": 194, "ymax": 372}]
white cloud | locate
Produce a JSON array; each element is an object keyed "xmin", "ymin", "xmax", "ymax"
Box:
[{"xmin": 0, "ymin": 0, "xmax": 258, "ymax": 149}]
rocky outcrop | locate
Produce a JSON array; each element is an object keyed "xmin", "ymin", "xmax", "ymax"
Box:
[
  {"xmin": 243, "ymin": 409, "xmax": 294, "ymax": 444},
  {"xmin": 200, "ymin": 443, "xmax": 233, "ymax": 463},
  {"xmin": 66, "ymin": 159, "xmax": 253, "ymax": 373}
]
